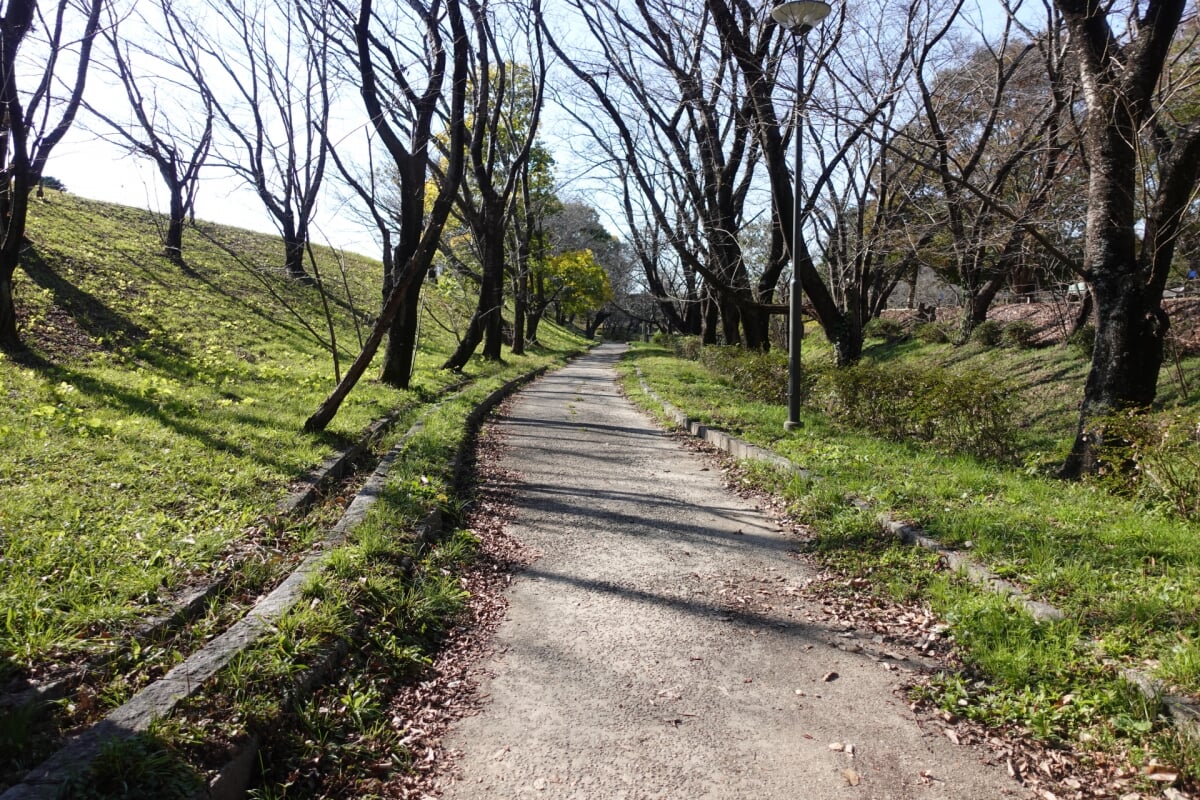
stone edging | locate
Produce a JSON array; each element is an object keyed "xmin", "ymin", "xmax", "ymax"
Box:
[
  {"xmin": 632, "ymin": 366, "xmax": 1200, "ymax": 744},
  {"xmin": 0, "ymin": 383, "xmax": 469, "ymax": 719},
  {"xmin": 0, "ymin": 367, "xmax": 548, "ymax": 800}
]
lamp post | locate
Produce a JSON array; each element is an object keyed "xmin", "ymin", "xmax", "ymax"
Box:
[{"xmin": 771, "ymin": 0, "xmax": 830, "ymax": 432}]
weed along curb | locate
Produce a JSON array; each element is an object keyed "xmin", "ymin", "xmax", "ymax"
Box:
[
  {"xmin": 278, "ymin": 377, "xmax": 470, "ymax": 516},
  {"xmin": 0, "ymin": 368, "xmax": 547, "ymax": 800},
  {"xmin": 632, "ymin": 366, "xmax": 1200, "ymax": 747},
  {"xmin": 634, "ymin": 369, "xmax": 801, "ymax": 475}
]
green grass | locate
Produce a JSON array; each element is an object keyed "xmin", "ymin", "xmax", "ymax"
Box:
[
  {"xmin": 622, "ymin": 333, "xmax": 1200, "ymax": 781},
  {"xmin": 155, "ymin": 374, "xmax": 534, "ymax": 795},
  {"xmin": 0, "ymin": 192, "xmax": 584, "ymax": 705}
]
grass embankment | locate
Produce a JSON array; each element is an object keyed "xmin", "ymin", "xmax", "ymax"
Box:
[
  {"xmin": 621, "ymin": 331, "xmax": 1200, "ymax": 785},
  {"xmin": 0, "ymin": 192, "xmax": 586, "ymax": 792}
]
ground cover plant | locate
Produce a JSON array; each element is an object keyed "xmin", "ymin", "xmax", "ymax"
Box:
[
  {"xmin": 0, "ymin": 193, "xmax": 587, "ymax": 791},
  {"xmin": 621, "ymin": 331, "xmax": 1200, "ymax": 789}
]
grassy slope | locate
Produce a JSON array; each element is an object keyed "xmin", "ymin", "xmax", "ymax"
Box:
[
  {"xmin": 0, "ymin": 192, "xmax": 584, "ymax": 682},
  {"xmin": 621, "ymin": 330, "xmax": 1200, "ymax": 782}
]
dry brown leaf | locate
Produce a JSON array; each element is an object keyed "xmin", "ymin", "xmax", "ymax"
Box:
[
  {"xmin": 1143, "ymin": 762, "xmax": 1180, "ymax": 783},
  {"xmin": 842, "ymin": 768, "xmax": 861, "ymax": 787},
  {"xmin": 943, "ymin": 728, "xmax": 960, "ymax": 745}
]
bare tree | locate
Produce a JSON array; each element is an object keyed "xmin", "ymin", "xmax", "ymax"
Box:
[
  {"xmin": 709, "ymin": 0, "xmax": 894, "ymax": 364},
  {"xmin": 1055, "ymin": 0, "xmax": 1200, "ymax": 476},
  {"xmin": 883, "ymin": 1, "xmax": 1079, "ymax": 341},
  {"xmin": 304, "ymin": 0, "xmax": 471, "ymax": 431},
  {"xmin": 0, "ymin": 0, "xmax": 105, "ymax": 353},
  {"xmin": 322, "ymin": 0, "xmax": 462, "ymax": 387},
  {"xmin": 190, "ymin": 0, "xmax": 330, "ymax": 283},
  {"xmin": 441, "ymin": 0, "xmax": 546, "ymax": 370},
  {"xmin": 547, "ymin": 0, "xmax": 781, "ymax": 348},
  {"xmin": 85, "ymin": 0, "xmax": 213, "ymax": 264}
]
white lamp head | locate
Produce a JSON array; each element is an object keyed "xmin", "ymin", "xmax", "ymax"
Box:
[{"xmin": 770, "ymin": 0, "xmax": 832, "ymax": 32}]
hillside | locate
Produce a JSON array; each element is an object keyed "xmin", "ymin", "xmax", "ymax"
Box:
[
  {"xmin": 0, "ymin": 191, "xmax": 584, "ymax": 697},
  {"xmin": 885, "ymin": 297, "xmax": 1200, "ymax": 352}
]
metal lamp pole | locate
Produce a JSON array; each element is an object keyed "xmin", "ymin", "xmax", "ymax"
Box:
[{"xmin": 771, "ymin": 0, "xmax": 830, "ymax": 431}]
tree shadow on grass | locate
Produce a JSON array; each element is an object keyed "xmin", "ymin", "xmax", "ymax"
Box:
[{"xmin": 20, "ymin": 247, "xmax": 158, "ymax": 353}]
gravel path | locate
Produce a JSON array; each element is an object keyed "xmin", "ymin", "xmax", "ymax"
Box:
[{"xmin": 437, "ymin": 343, "xmax": 1019, "ymax": 800}]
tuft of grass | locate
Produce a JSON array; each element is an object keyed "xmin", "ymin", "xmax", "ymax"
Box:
[{"xmin": 59, "ymin": 733, "xmax": 203, "ymax": 800}]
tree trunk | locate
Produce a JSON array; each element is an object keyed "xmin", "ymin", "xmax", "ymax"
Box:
[
  {"xmin": 584, "ymin": 310, "xmax": 609, "ymax": 339},
  {"xmin": 1061, "ymin": 115, "xmax": 1158, "ymax": 476},
  {"xmin": 379, "ymin": 266, "xmax": 426, "ymax": 386},
  {"xmin": 701, "ymin": 287, "xmax": 719, "ymax": 344},
  {"xmin": 443, "ymin": 214, "xmax": 505, "ymax": 369},
  {"xmin": 526, "ymin": 306, "xmax": 544, "ymax": 344},
  {"xmin": 0, "ymin": 178, "xmax": 32, "ymax": 354},
  {"xmin": 512, "ymin": 274, "xmax": 527, "ymax": 356},
  {"xmin": 164, "ymin": 176, "xmax": 185, "ymax": 263},
  {"xmin": 719, "ymin": 292, "xmax": 741, "ymax": 345},
  {"xmin": 380, "ymin": 168, "xmax": 428, "ymax": 389},
  {"xmin": 0, "ymin": 270, "xmax": 18, "ymax": 352},
  {"xmin": 283, "ymin": 226, "xmax": 311, "ymax": 283},
  {"xmin": 740, "ymin": 302, "xmax": 771, "ymax": 351},
  {"xmin": 957, "ymin": 273, "xmax": 1006, "ymax": 342}
]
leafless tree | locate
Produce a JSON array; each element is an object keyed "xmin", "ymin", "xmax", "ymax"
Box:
[
  {"xmin": 321, "ymin": 0, "xmax": 463, "ymax": 387},
  {"xmin": 85, "ymin": 0, "xmax": 213, "ymax": 264},
  {"xmin": 1055, "ymin": 0, "xmax": 1200, "ymax": 476},
  {"xmin": 0, "ymin": 0, "xmax": 105, "ymax": 353},
  {"xmin": 710, "ymin": 0, "xmax": 901, "ymax": 364},
  {"xmin": 547, "ymin": 0, "xmax": 781, "ymax": 348},
  {"xmin": 304, "ymin": 0, "xmax": 471, "ymax": 430},
  {"xmin": 189, "ymin": 0, "xmax": 331, "ymax": 283},
  {"xmin": 441, "ymin": 0, "xmax": 546, "ymax": 369},
  {"xmin": 882, "ymin": 0, "xmax": 1079, "ymax": 341}
]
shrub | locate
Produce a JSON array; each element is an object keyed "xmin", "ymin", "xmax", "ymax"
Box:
[
  {"xmin": 1067, "ymin": 325, "xmax": 1095, "ymax": 359},
  {"xmin": 913, "ymin": 322, "xmax": 950, "ymax": 344},
  {"xmin": 1001, "ymin": 320, "xmax": 1039, "ymax": 349},
  {"xmin": 1097, "ymin": 409, "xmax": 1200, "ymax": 520},
  {"xmin": 699, "ymin": 345, "xmax": 788, "ymax": 404},
  {"xmin": 971, "ymin": 320, "xmax": 1003, "ymax": 347},
  {"xmin": 864, "ymin": 317, "xmax": 906, "ymax": 342},
  {"xmin": 672, "ymin": 336, "xmax": 704, "ymax": 361},
  {"xmin": 816, "ymin": 361, "xmax": 1017, "ymax": 460}
]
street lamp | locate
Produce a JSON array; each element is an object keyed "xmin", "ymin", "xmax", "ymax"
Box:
[{"xmin": 771, "ymin": 0, "xmax": 830, "ymax": 432}]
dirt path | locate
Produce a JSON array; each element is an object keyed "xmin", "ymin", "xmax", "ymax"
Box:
[{"xmin": 436, "ymin": 344, "xmax": 1020, "ymax": 800}]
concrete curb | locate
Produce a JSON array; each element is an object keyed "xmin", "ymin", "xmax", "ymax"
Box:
[
  {"xmin": 0, "ymin": 368, "xmax": 545, "ymax": 800},
  {"xmin": 0, "ymin": 387, "xmax": 466, "ymax": 720},
  {"xmin": 631, "ymin": 365, "xmax": 1200, "ymax": 744}
]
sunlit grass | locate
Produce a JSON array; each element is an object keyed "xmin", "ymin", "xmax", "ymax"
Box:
[
  {"xmin": 0, "ymin": 193, "xmax": 585, "ymax": 677},
  {"xmin": 622, "ymin": 334, "xmax": 1200, "ymax": 777}
]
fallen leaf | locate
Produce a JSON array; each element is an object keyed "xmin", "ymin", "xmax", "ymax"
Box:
[
  {"xmin": 822, "ymin": 671, "xmax": 839, "ymax": 682},
  {"xmin": 944, "ymin": 728, "xmax": 960, "ymax": 745},
  {"xmin": 1144, "ymin": 762, "xmax": 1179, "ymax": 783},
  {"xmin": 842, "ymin": 768, "xmax": 861, "ymax": 786}
]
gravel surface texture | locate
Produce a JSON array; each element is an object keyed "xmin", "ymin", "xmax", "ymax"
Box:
[{"xmin": 436, "ymin": 343, "xmax": 1022, "ymax": 800}]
